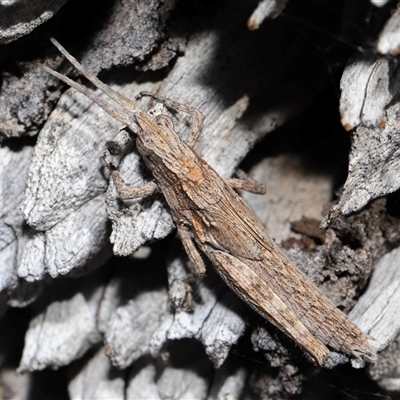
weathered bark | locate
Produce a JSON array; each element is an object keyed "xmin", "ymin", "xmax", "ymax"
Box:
[{"xmin": 0, "ymin": 0, "xmax": 399, "ymax": 399}]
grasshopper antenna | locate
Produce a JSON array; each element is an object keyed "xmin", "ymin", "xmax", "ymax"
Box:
[
  {"xmin": 43, "ymin": 38, "xmax": 139, "ymax": 132},
  {"xmin": 50, "ymin": 38, "xmax": 140, "ymax": 113}
]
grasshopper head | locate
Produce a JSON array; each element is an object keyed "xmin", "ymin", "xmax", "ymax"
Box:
[{"xmin": 135, "ymin": 112, "xmax": 180, "ymax": 170}]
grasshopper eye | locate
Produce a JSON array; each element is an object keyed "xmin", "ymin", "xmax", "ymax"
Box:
[{"xmin": 136, "ymin": 131, "xmax": 155, "ymax": 155}]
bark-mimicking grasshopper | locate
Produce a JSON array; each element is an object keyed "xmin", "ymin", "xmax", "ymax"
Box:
[{"xmin": 44, "ymin": 38, "xmax": 376, "ymax": 366}]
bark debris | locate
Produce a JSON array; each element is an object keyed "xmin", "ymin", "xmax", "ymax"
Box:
[{"xmin": 0, "ymin": 0, "xmax": 399, "ymax": 398}]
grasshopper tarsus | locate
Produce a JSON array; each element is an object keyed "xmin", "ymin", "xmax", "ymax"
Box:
[{"xmin": 99, "ymin": 152, "xmax": 115, "ymax": 171}]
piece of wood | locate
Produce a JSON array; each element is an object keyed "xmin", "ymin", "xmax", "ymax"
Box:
[
  {"xmin": 18, "ymin": 271, "xmax": 105, "ymax": 372},
  {"xmin": 153, "ymin": 340, "xmax": 212, "ymax": 400},
  {"xmin": 68, "ymin": 348, "xmax": 125, "ymax": 400},
  {"xmin": 0, "ymin": 145, "xmax": 33, "ymax": 300},
  {"xmin": 348, "ymin": 246, "xmax": 400, "ymax": 353},
  {"xmin": 247, "ymin": 0, "xmax": 288, "ymax": 30},
  {"xmin": 339, "ymin": 55, "xmax": 390, "ymax": 132},
  {"xmin": 125, "ymin": 357, "xmax": 161, "ymax": 400},
  {"xmin": 377, "ymin": 5, "xmax": 400, "ymax": 55},
  {"xmin": 154, "ymin": 255, "xmax": 247, "ymax": 368},
  {"xmin": 350, "ymin": 246, "xmax": 400, "ymax": 387},
  {"xmin": 2, "ymin": 0, "xmax": 399, "ymax": 398},
  {"xmin": 322, "ymin": 100, "xmax": 400, "ymax": 227},
  {"xmin": 0, "ymin": 0, "xmax": 67, "ymax": 44},
  {"xmin": 98, "ymin": 262, "xmax": 170, "ymax": 369}
]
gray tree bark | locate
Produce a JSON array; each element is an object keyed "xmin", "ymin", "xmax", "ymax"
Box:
[{"xmin": 0, "ymin": 0, "xmax": 399, "ymax": 399}]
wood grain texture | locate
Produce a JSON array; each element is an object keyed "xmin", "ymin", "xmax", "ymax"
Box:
[
  {"xmin": 377, "ymin": 4, "xmax": 400, "ymax": 55},
  {"xmin": 0, "ymin": 0, "xmax": 67, "ymax": 44},
  {"xmin": 323, "ymin": 97, "xmax": 400, "ymax": 227},
  {"xmin": 1, "ymin": 0, "xmax": 399, "ymax": 398}
]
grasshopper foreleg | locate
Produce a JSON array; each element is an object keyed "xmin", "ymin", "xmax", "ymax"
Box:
[{"xmin": 135, "ymin": 91, "xmax": 205, "ymax": 146}]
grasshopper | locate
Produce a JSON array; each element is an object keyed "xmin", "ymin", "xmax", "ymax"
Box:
[{"xmin": 43, "ymin": 38, "xmax": 376, "ymax": 366}]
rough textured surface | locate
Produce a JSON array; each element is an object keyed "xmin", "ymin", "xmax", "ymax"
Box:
[
  {"xmin": 377, "ymin": 3, "xmax": 400, "ymax": 55},
  {"xmin": 0, "ymin": 0, "xmax": 178, "ymax": 138},
  {"xmin": 68, "ymin": 347, "xmax": 125, "ymax": 400},
  {"xmin": 0, "ymin": 0, "xmax": 67, "ymax": 44},
  {"xmin": 0, "ymin": 144, "xmax": 32, "ymax": 296},
  {"xmin": 79, "ymin": 0, "xmax": 179, "ymax": 73},
  {"xmin": 356, "ymin": 245, "xmax": 400, "ymax": 392},
  {"xmin": 350, "ymin": 246, "xmax": 400, "ymax": 352},
  {"xmin": 339, "ymin": 55, "xmax": 391, "ymax": 131},
  {"xmin": 155, "ymin": 256, "xmax": 247, "ymax": 368},
  {"xmin": 0, "ymin": 60, "xmax": 64, "ymax": 137},
  {"xmin": 321, "ymin": 3, "xmax": 400, "ymax": 228},
  {"xmin": 18, "ymin": 269, "xmax": 105, "ymax": 372},
  {"xmin": 323, "ymin": 98, "xmax": 400, "ymax": 227},
  {"xmin": 369, "ymin": 334, "xmax": 400, "ymax": 392},
  {"xmin": 0, "ymin": 1, "xmax": 399, "ymax": 399}
]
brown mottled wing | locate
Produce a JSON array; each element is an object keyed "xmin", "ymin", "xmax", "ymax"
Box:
[
  {"xmin": 196, "ymin": 179, "xmax": 276, "ymax": 260},
  {"xmin": 198, "ymin": 179, "xmax": 376, "ymax": 362},
  {"xmin": 207, "ymin": 249, "xmax": 330, "ymax": 365}
]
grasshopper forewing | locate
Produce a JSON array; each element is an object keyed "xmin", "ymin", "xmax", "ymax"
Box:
[{"xmin": 44, "ymin": 39, "xmax": 376, "ymax": 366}]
